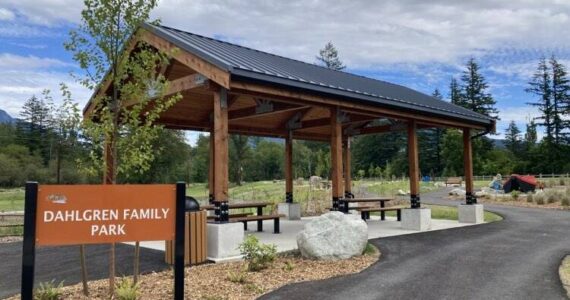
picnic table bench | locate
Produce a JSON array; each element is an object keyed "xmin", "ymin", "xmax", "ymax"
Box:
[
  {"xmin": 358, "ymin": 206, "xmax": 405, "ymax": 221},
  {"xmin": 339, "ymin": 197, "xmax": 392, "ymax": 216},
  {"xmin": 446, "ymin": 177, "xmax": 463, "ymax": 186},
  {"xmin": 202, "ymin": 202, "xmax": 282, "ymax": 233}
]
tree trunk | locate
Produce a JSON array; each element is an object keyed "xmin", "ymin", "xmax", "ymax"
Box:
[
  {"xmin": 133, "ymin": 241, "xmax": 140, "ymax": 285},
  {"xmin": 79, "ymin": 245, "xmax": 89, "ymax": 296}
]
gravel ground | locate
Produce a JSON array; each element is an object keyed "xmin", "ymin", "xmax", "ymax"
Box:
[{"xmin": 0, "ymin": 243, "xmax": 169, "ymax": 299}]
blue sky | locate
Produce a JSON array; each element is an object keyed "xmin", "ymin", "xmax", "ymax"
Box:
[{"xmin": 1, "ymin": 0, "xmax": 570, "ymax": 144}]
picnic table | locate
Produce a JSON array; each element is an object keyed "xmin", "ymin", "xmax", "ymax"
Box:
[
  {"xmin": 339, "ymin": 197, "xmax": 392, "ymax": 219},
  {"xmin": 202, "ymin": 201, "xmax": 282, "ymax": 233}
]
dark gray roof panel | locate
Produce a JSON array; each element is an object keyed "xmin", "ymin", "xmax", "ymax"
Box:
[{"xmin": 143, "ymin": 23, "xmax": 494, "ymax": 127}]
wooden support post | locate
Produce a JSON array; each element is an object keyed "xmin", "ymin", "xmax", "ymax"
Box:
[
  {"xmin": 213, "ymin": 87, "xmax": 229, "ymax": 221},
  {"xmin": 208, "ymin": 128, "xmax": 215, "ymax": 204},
  {"xmin": 285, "ymin": 131, "xmax": 293, "ymax": 203},
  {"xmin": 343, "ymin": 137, "xmax": 353, "ymax": 198},
  {"xmin": 463, "ymin": 128, "xmax": 475, "ymax": 204},
  {"xmin": 331, "ymin": 107, "xmax": 344, "ymax": 211},
  {"xmin": 407, "ymin": 120, "xmax": 420, "ymax": 208}
]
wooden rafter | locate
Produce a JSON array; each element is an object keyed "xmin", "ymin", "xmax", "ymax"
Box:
[{"xmin": 229, "ymin": 102, "xmax": 310, "ymax": 121}]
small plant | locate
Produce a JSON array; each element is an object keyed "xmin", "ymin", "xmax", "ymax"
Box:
[
  {"xmin": 362, "ymin": 242, "xmax": 376, "ymax": 256},
  {"xmin": 238, "ymin": 235, "xmax": 277, "ymax": 272},
  {"xmin": 526, "ymin": 193, "xmax": 534, "ymax": 203},
  {"xmin": 244, "ymin": 283, "xmax": 264, "ymax": 294},
  {"xmin": 561, "ymin": 195, "xmax": 570, "ymax": 207},
  {"xmin": 34, "ymin": 280, "xmax": 63, "ymax": 300},
  {"xmin": 115, "ymin": 277, "xmax": 139, "ymax": 300},
  {"xmin": 547, "ymin": 193, "xmax": 557, "ymax": 204},
  {"xmin": 511, "ymin": 190, "xmax": 520, "ymax": 201},
  {"xmin": 560, "ymin": 178, "xmax": 566, "ymax": 186},
  {"xmin": 282, "ymin": 261, "xmax": 295, "ymax": 271},
  {"xmin": 227, "ymin": 269, "xmax": 248, "ymax": 284},
  {"xmin": 536, "ymin": 194, "xmax": 545, "ymax": 205}
]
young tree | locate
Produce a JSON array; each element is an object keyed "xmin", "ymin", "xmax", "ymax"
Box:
[
  {"xmin": 65, "ymin": 0, "xmax": 181, "ymax": 293},
  {"xmin": 504, "ymin": 121, "xmax": 521, "ymax": 155},
  {"xmin": 316, "ymin": 41, "xmax": 346, "ymax": 70},
  {"xmin": 458, "ymin": 58, "xmax": 498, "ymax": 118}
]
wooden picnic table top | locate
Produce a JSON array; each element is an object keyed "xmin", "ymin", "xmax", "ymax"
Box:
[
  {"xmin": 342, "ymin": 197, "xmax": 393, "ymax": 203},
  {"xmin": 202, "ymin": 201, "xmax": 272, "ymax": 210}
]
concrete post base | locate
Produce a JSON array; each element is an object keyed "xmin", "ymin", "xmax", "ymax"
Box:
[
  {"xmin": 458, "ymin": 204, "xmax": 484, "ymax": 224},
  {"xmin": 401, "ymin": 208, "xmax": 431, "ymax": 231},
  {"xmin": 207, "ymin": 222, "xmax": 244, "ymax": 263},
  {"xmin": 278, "ymin": 203, "xmax": 301, "ymax": 220}
]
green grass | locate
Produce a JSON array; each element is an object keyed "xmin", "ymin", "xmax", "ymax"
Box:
[
  {"xmin": 381, "ymin": 204, "xmax": 502, "ymax": 222},
  {"xmin": 0, "ymin": 188, "xmax": 24, "ymax": 211}
]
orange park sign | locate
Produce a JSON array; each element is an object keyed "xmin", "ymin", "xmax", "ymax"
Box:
[{"xmin": 35, "ymin": 184, "xmax": 176, "ymax": 246}]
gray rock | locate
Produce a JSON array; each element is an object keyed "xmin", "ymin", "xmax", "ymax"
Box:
[{"xmin": 296, "ymin": 212, "xmax": 368, "ymax": 260}]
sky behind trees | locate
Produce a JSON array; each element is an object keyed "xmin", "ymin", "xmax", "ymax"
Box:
[{"xmin": 1, "ymin": 0, "xmax": 570, "ymax": 143}]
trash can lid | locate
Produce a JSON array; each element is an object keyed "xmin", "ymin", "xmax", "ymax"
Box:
[{"xmin": 185, "ymin": 196, "xmax": 200, "ymax": 211}]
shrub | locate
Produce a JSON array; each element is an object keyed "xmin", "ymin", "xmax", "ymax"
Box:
[
  {"xmin": 511, "ymin": 190, "xmax": 520, "ymax": 201},
  {"xmin": 561, "ymin": 195, "xmax": 570, "ymax": 207},
  {"xmin": 547, "ymin": 193, "xmax": 557, "ymax": 204},
  {"xmin": 227, "ymin": 270, "xmax": 248, "ymax": 284},
  {"xmin": 34, "ymin": 280, "xmax": 64, "ymax": 300},
  {"xmin": 560, "ymin": 178, "xmax": 566, "ymax": 186},
  {"xmin": 238, "ymin": 235, "xmax": 277, "ymax": 271},
  {"xmin": 115, "ymin": 278, "xmax": 139, "ymax": 300},
  {"xmin": 526, "ymin": 193, "xmax": 534, "ymax": 203},
  {"xmin": 282, "ymin": 261, "xmax": 295, "ymax": 271},
  {"xmin": 362, "ymin": 242, "xmax": 376, "ymax": 255},
  {"xmin": 535, "ymin": 194, "xmax": 545, "ymax": 205}
]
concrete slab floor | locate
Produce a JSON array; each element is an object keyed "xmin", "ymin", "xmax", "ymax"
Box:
[{"xmin": 130, "ymin": 216, "xmax": 479, "ymax": 253}]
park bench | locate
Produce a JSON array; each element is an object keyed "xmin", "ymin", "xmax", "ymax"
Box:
[
  {"xmin": 357, "ymin": 206, "xmax": 405, "ymax": 221},
  {"xmin": 206, "ymin": 212, "xmax": 252, "ymax": 220},
  {"xmin": 446, "ymin": 177, "xmax": 463, "ymax": 186},
  {"xmin": 231, "ymin": 214, "xmax": 284, "ymax": 233}
]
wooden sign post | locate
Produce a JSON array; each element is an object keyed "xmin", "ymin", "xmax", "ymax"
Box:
[{"xmin": 21, "ymin": 182, "xmax": 186, "ymax": 300}]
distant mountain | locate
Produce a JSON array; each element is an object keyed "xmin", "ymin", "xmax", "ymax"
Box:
[
  {"xmin": 490, "ymin": 138, "xmax": 506, "ymax": 149},
  {"xmin": 0, "ymin": 109, "xmax": 14, "ymax": 124}
]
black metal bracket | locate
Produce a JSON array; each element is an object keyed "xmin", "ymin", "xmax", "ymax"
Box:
[
  {"xmin": 344, "ymin": 191, "xmax": 355, "ymax": 199},
  {"xmin": 214, "ymin": 201, "xmax": 229, "ymax": 222},
  {"xmin": 285, "ymin": 192, "xmax": 293, "ymax": 203},
  {"xmin": 466, "ymin": 192, "xmax": 477, "ymax": 205},
  {"xmin": 410, "ymin": 194, "xmax": 421, "ymax": 209},
  {"xmin": 208, "ymin": 193, "xmax": 214, "ymax": 204},
  {"xmin": 332, "ymin": 196, "xmax": 341, "ymax": 211}
]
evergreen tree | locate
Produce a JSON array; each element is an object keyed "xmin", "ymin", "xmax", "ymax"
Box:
[
  {"xmin": 526, "ymin": 58, "xmax": 554, "ymax": 144},
  {"xmin": 457, "ymin": 58, "xmax": 498, "ymax": 118},
  {"xmin": 449, "ymin": 77, "xmax": 461, "ymax": 105},
  {"xmin": 316, "ymin": 42, "xmax": 346, "ymax": 70},
  {"xmin": 525, "ymin": 120, "xmax": 537, "ymax": 146},
  {"xmin": 550, "ymin": 56, "xmax": 570, "ymax": 144},
  {"xmin": 17, "ymin": 93, "xmax": 52, "ymax": 164},
  {"xmin": 504, "ymin": 121, "xmax": 521, "ymax": 155}
]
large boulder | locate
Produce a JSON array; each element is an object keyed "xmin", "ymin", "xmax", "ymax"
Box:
[{"xmin": 296, "ymin": 212, "xmax": 368, "ymax": 260}]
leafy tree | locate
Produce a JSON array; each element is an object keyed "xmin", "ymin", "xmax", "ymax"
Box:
[
  {"xmin": 229, "ymin": 134, "xmax": 250, "ymax": 185},
  {"xmin": 504, "ymin": 121, "xmax": 521, "ymax": 155},
  {"xmin": 65, "ymin": 0, "xmax": 181, "ymax": 292},
  {"xmin": 190, "ymin": 134, "xmax": 211, "ymax": 184},
  {"xmin": 316, "ymin": 41, "xmax": 346, "ymax": 70},
  {"xmin": 457, "ymin": 58, "xmax": 498, "ymax": 118}
]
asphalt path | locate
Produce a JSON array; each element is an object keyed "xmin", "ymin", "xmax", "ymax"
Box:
[
  {"xmin": 0, "ymin": 243, "xmax": 168, "ymax": 299},
  {"xmin": 262, "ymin": 188, "xmax": 570, "ymax": 300}
]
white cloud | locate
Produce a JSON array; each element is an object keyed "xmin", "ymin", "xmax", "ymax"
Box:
[
  {"xmin": 0, "ymin": 53, "xmax": 73, "ymax": 70},
  {"xmin": 0, "ymin": 8, "xmax": 15, "ymax": 21}
]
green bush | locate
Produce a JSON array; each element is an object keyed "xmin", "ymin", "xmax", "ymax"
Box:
[
  {"xmin": 282, "ymin": 261, "xmax": 295, "ymax": 271},
  {"xmin": 362, "ymin": 242, "xmax": 376, "ymax": 255},
  {"xmin": 560, "ymin": 178, "xmax": 566, "ymax": 186},
  {"xmin": 561, "ymin": 195, "xmax": 570, "ymax": 207},
  {"xmin": 34, "ymin": 280, "xmax": 63, "ymax": 300},
  {"xmin": 547, "ymin": 193, "xmax": 557, "ymax": 204},
  {"xmin": 536, "ymin": 194, "xmax": 545, "ymax": 205},
  {"xmin": 526, "ymin": 193, "xmax": 534, "ymax": 203},
  {"xmin": 238, "ymin": 235, "xmax": 277, "ymax": 272},
  {"xmin": 115, "ymin": 277, "xmax": 139, "ymax": 300},
  {"xmin": 511, "ymin": 190, "xmax": 520, "ymax": 201}
]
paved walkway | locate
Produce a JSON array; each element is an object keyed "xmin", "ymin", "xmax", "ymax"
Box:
[{"xmin": 262, "ymin": 189, "xmax": 570, "ymax": 300}]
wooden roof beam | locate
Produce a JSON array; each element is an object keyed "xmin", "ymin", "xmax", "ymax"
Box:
[
  {"xmin": 295, "ymin": 113, "xmax": 379, "ymax": 131},
  {"xmin": 123, "ymin": 73, "xmax": 209, "ymax": 107},
  {"xmin": 229, "ymin": 101, "xmax": 310, "ymax": 121}
]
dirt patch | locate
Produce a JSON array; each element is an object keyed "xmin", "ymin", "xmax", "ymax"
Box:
[
  {"xmin": 6, "ymin": 248, "xmax": 380, "ymax": 300},
  {"xmin": 560, "ymin": 256, "xmax": 570, "ymax": 299}
]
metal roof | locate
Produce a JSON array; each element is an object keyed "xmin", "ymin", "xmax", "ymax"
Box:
[{"xmin": 143, "ymin": 23, "xmax": 495, "ymax": 128}]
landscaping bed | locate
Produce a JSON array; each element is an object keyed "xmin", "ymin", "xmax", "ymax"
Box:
[
  {"xmin": 6, "ymin": 246, "xmax": 380, "ymax": 300},
  {"xmin": 449, "ymin": 187, "xmax": 570, "ymax": 210}
]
